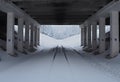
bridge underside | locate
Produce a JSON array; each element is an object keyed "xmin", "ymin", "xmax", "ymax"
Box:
[
  {"xmin": 0, "ymin": 0, "xmax": 120, "ymax": 59},
  {"xmin": 1, "ymin": 0, "xmax": 112, "ymax": 25}
]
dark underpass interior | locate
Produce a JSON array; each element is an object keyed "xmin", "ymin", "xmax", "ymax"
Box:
[
  {"xmin": 1, "ymin": 1, "xmax": 120, "ymax": 82},
  {"xmin": 0, "ymin": 0, "xmax": 117, "ymax": 42}
]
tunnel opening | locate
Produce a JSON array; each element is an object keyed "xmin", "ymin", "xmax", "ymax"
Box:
[{"xmin": 40, "ymin": 25, "xmax": 81, "ymax": 48}]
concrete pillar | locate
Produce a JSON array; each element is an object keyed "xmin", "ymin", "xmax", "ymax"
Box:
[
  {"xmin": 81, "ymin": 25, "xmax": 84, "ymax": 46},
  {"xmin": 37, "ymin": 27, "xmax": 40, "ymax": 45},
  {"xmin": 6, "ymin": 12, "xmax": 15, "ymax": 55},
  {"xmin": 87, "ymin": 23, "xmax": 92, "ymax": 49},
  {"xmin": 109, "ymin": 11, "xmax": 119, "ymax": 58},
  {"xmin": 36, "ymin": 27, "xmax": 38, "ymax": 46},
  {"xmin": 33, "ymin": 26, "xmax": 36, "ymax": 47},
  {"xmin": 99, "ymin": 17, "xmax": 105, "ymax": 53},
  {"xmin": 17, "ymin": 17, "xmax": 24, "ymax": 52},
  {"xmin": 34, "ymin": 26, "xmax": 37, "ymax": 47},
  {"xmin": 83, "ymin": 26, "xmax": 87, "ymax": 47},
  {"xmin": 92, "ymin": 22, "xmax": 97, "ymax": 50},
  {"xmin": 30, "ymin": 24, "xmax": 34, "ymax": 48},
  {"xmin": 25, "ymin": 20, "xmax": 30, "ymax": 49}
]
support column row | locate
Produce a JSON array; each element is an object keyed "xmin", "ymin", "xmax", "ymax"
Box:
[{"xmin": 6, "ymin": 12, "xmax": 40, "ymax": 55}]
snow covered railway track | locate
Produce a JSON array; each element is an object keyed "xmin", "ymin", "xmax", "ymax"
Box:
[
  {"xmin": 61, "ymin": 46, "xmax": 70, "ymax": 64},
  {"xmin": 52, "ymin": 46, "xmax": 59, "ymax": 63}
]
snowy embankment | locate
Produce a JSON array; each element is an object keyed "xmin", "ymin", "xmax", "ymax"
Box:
[
  {"xmin": 0, "ymin": 33, "xmax": 120, "ymax": 82},
  {"xmin": 40, "ymin": 33, "xmax": 81, "ymax": 48}
]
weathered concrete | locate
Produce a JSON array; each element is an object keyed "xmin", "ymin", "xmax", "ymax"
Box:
[
  {"xmin": 30, "ymin": 24, "xmax": 34, "ymax": 48},
  {"xmin": 6, "ymin": 12, "xmax": 15, "ymax": 55},
  {"xmin": 25, "ymin": 20, "xmax": 30, "ymax": 49},
  {"xmin": 34, "ymin": 26, "xmax": 38, "ymax": 47},
  {"xmin": 83, "ymin": 26, "xmax": 87, "ymax": 47},
  {"xmin": 81, "ymin": 25, "xmax": 84, "ymax": 46},
  {"xmin": 17, "ymin": 17, "xmax": 24, "ymax": 52},
  {"xmin": 92, "ymin": 22, "xmax": 97, "ymax": 50},
  {"xmin": 10, "ymin": 0, "xmax": 112, "ymax": 24},
  {"xmin": 99, "ymin": 17, "xmax": 105, "ymax": 54},
  {"xmin": 37, "ymin": 27, "xmax": 40, "ymax": 45},
  {"xmin": 87, "ymin": 23, "xmax": 92, "ymax": 49},
  {"xmin": 33, "ymin": 25, "xmax": 36, "ymax": 47},
  {"xmin": 109, "ymin": 11, "xmax": 119, "ymax": 58}
]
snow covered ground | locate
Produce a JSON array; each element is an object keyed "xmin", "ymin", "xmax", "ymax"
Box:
[{"xmin": 0, "ymin": 33, "xmax": 120, "ymax": 82}]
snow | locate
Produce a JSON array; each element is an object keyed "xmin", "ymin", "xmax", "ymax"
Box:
[
  {"xmin": 40, "ymin": 25, "xmax": 80, "ymax": 39},
  {"xmin": 0, "ymin": 33, "xmax": 120, "ymax": 82}
]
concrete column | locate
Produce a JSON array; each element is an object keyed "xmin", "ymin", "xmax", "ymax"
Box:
[
  {"xmin": 30, "ymin": 24, "xmax": 34, "ymax": 48},
  {"xmin": 92, "ymin": 22, "xmax": 97, "ymax": 50},
  {"xmin": 37, "ymin": 27, "xmax": 40, "ymax": 45},
  {"xmin": 34, "ymin": 26, "xmax": 37, "ymax": 47},
  {"xmin": 36, "ymin": 27, "xmax": 38, "ymax": 46},
  {"xmin": 83, "ymin": 26, "xmax": 87, "ymax": 47},
  {"xmin": 109, "ymin": 11, "xmax": 119, "ymax": 58},
  {"xmin": 25, "ymin": 20, "xmax": 30, "ymax": 49},
  {"xmin": 17, "ymin": 17, "xmax": 24, "ymax": 52},
  {"xmin": 33, "ymin": 26, "xmax": 36, "ymax": 47},
  {"xmin": 99, "ymin": 17, "xmax": 105, "ymax": 53},
  {"xmin": 87, "ymin": 23, "xmax": 92, "ymax": 49},
  {"xmin": 81, "ymin": 25, "xmax": 84, "ymax": 46},
  {"xmin": 6, "ymin": 12, "xmax": 15, "ymax": 55}
]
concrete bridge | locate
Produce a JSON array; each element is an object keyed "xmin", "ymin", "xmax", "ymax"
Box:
[{"xmin": 0, "ymin": 0, "xmax": 119, "ymax": 59}]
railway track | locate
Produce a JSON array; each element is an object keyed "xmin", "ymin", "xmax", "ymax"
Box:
[{"xmin": 62, "ymin": 46, "xmax": 70, "ymax": 64}]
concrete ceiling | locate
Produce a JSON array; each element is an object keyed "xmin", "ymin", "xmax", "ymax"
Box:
[{"xmin": 7, "ymin": 0, "xmax": 113, "ymax": 24}]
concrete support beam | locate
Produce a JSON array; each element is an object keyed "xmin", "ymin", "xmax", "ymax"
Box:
[
  {"xmin": 81, "ymin": 25, "xmax": 84, "ymax": 46},
  {"xmin": 0, "ymin": 0, "xmax": 39, "ymax": 25},
  {"xmin": 109, "ymin": 11, "xmax": 119, "ymax": 58},
  {"xmin": 30, "ymin": 24, "xmax": 34, "ymax": 48},
  {"xmin": 83, "ymin": 26, "xmax": 87, "ymax": 47},
  {"xmin": 92, "ymin": 22, "xmax": 97, "ymax": 50},
  {"xmin": 99, "ymin": 17, "xmax": 106, "ymax": 53},
  {"xmin": 87, "ymin": 23, "xmax": 92, "ymax": 49},
  {"xmin": 25, "ymin": 20, "xmax": 30, "ymax": 49},
  {"xmin": 34, "ymin": 26, "xmax": 38, "ymax": 47},
  {"xmin": 33, "ymin": 26, "xmax": 36, "ymax": 47},
  {"xmin": 17, "ymin": 17, "xmax": 24, "ymax": 52},
  {"xmin": 37, "ymin": 27, "xmax": 40, "ymax": 45},
  {"xmin": 6, "ymin": 12, "xmax": 15, "ymax": 55},
  {"xmin": 85, "ymin": 0, "xmax": 120, "ymax": 23}
]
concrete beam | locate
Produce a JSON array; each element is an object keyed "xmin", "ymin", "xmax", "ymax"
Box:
[
  {"xmin": 99, "ymin": 17, "xmax": 106, "ymax": 54},
  {"xmin": 17, "ymin": 17, "xmax": 24, "ymax": 52},
  {"xmin": 92, "ymin": 21, "xmax": 97, "ymax": 50},
  {"xmin": 84, "ymin": 0, "xmax": 120, "ymax": 22},
  {"xmin": 37, "ymin": 27, "xmax": 40, "ymax": 45},
  {"xmin": 83, "ymin": 26, "xmax": 87, "ymax": 47},
  {"xmin": 6, "ymin": 12, "xmax": 15, "ymax": 55},
  {"xmin": 30, "ymin": 24, "xmax": 34, "ymax": 48},
  {"xmin": 34, "ymin": 26, "xmax": 37, "ymax": 47},
  {"xmin": 25, "ymin": 20, "xmax": 30, "ymax": 49},
  {"xmin": 87, "ymin": 23, "xmax": 92, "ymax": 49},
  {"xmin": 0, "ymin": 0, "xmax": 39, "ymax": 25},
  {"xmin": 81, "ymin": 25, "xmax": 84, "ymax": 46},
  {"xmin": 109, "ymin": 11, "xmax": 119, "ymax": 58}
]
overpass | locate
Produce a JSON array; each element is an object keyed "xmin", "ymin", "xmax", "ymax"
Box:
[{"xmin": 0, "ymin": 0, "xmax": 119, "ymax": 59}]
